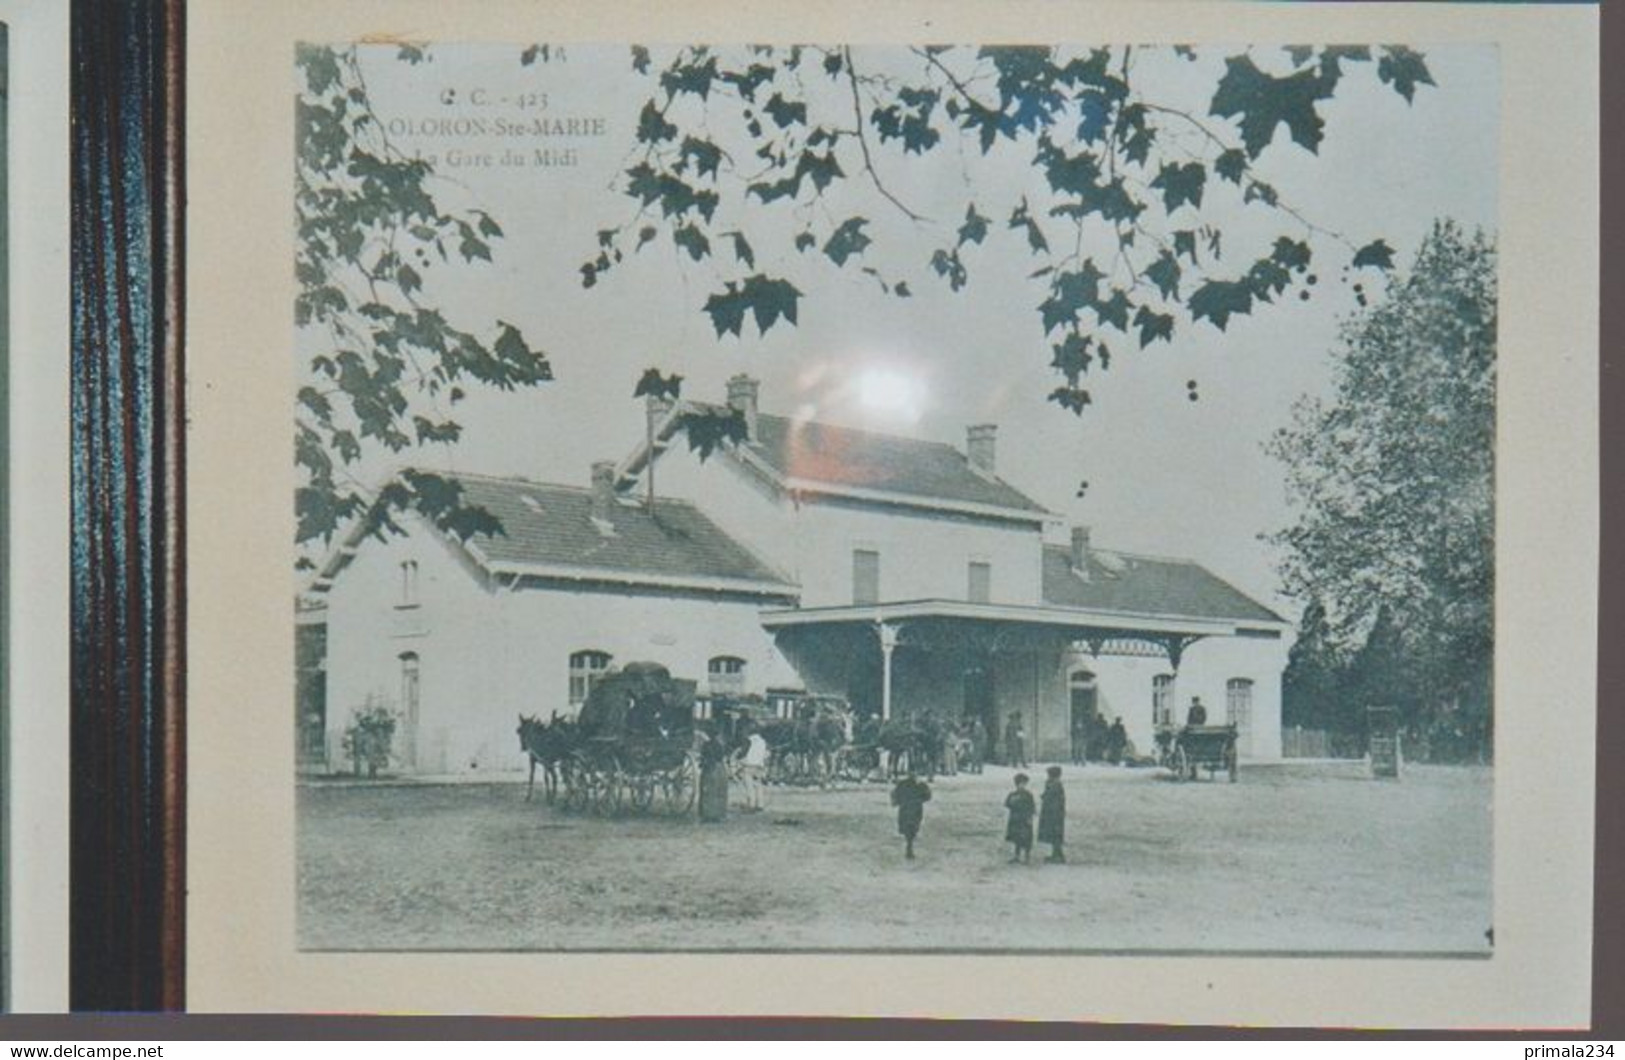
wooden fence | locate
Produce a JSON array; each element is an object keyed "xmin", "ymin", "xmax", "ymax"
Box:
[{"xmin": 1281, "ymin": 726, "xmax": 1366, "ymax": 760}]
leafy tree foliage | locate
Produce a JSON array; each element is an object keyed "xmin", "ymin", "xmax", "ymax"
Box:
[
  {"xmin": 292, "ymin": 42, "xmax": 1439, "ymax": 564},
  {"xmin": 295, "ymin": 44, "xmax": 552, "ymax": 560},
  {"xmin": 1280, "ymin": 597, "xmax": 1345, "ymax": 732},
  {"xmin": 1267, "ymin": 221, "xmax": 1495, "ymax": 759},
  {"xmin": 587, "ymin": 44, "xmax": 1429, "ymax": 412}
]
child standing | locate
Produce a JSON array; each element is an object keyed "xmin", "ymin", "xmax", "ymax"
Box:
[
  {"xmin": 1004, "ymin": 772, "xmax": 1036, "ymax": 864},
  {"xmin": 891, "ymin": 770, "xmax": 932, "ymax": 859},
  {"xmin": 1038, "ymin": 764, "xmax": 1066, "ymax": 863},
  {"xmin": 739, "ymin": 725, "xmax": 770, "ymax": 811}
]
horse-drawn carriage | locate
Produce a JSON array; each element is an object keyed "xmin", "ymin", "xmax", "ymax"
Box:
[
  {"xmin": 1157, "ymin": 724, "xmax": 1239, "ymax": 782},
  {"xmin": 759, "ymin": 691, "xmax": 851, "ymax": 787},
  {"xmin": 518, "ymin": 662, "xmax": 700, "ymax": 815}
]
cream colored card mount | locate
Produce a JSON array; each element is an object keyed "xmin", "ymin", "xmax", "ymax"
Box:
[{"xmin": 188, "ymin": 1, "xmax": 1597, "ymax": 1028}]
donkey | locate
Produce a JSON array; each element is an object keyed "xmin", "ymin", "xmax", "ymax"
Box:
[{"xmin": 517, "ymin": 712, "xmax": 575, "ymax": 804}]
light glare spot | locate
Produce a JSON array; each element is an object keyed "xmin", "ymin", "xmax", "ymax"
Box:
[{"xmin": 857, "ymin": 367, "xmax": 923, "ymax": 422}]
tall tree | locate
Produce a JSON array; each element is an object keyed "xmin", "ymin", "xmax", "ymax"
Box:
[
  {"xmin": 295, "ymin": 44, "xmax": 552, "ymax": 561},
  {"xmin": 1267, "ymin": 220, "xmax": 1495, "ymax": 755},
  {"xmin": 1280, "ymin": 597, "xmax": 1346, "ymax": 733}
]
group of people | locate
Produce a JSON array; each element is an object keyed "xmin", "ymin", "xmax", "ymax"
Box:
[
  {"xmin": 889, "ymin": 764, "xmax": 1068, "ymax": 864},
  {"xmin": 1070, "ymin": 711, "xmax": 1131, "ymax": 766}
]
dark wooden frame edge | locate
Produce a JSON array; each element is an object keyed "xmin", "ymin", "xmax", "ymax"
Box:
[{"xmin": 69, "ymin": 0, "xmax": 185, "ymax": 1011}]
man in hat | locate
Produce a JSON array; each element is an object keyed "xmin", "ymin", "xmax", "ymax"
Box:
[
  {"xmin": 1004, "ymin": 772, "xmax": 1036, "ymax": 864},
  {"xmin": 1038, "ymin": 765, "xmax": 1067, "ymax": 863}
]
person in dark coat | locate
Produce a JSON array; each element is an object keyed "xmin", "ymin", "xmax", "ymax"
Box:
[
  {"xmin": 1105, "ymin": 717, "xmax": 1128, "ymax": 765},
  {"xmin": 1038, "ymin": 765, "xmax": 1066, "ymax": 862},
  {"xmin": 1070, "ymin": 712, "xmax": 1088, "ymax": 765},
  {"xmin": 890, "ymin": 770, "xmax": 932, "ymax": 859},
  {"xmin": 1004, "ymin": 712, "xmax": 1028, "ymax": 768},
  {"xmin": 697, "ymin": 728, "xmax": 729, "ymax": 823},
  {"xmin": 1186, "ymin": 697, "xmax": 1208, "ymax": 727},
  {"xmin": 966, "ymin": 717, "xmax": 986, "ymax": 774},
  {"xmin": 1004, "ymin": 772, "xmax": 1036, "ymax": 864}
]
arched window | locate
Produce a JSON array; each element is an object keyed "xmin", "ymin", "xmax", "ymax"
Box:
[
  {"xmin": 1227, "ymin": 678, "xmax": 1254, "ymax": 730},
  {"xmin": 1152, "ymin": 674, "xmax": 1175, "ymax": 728},
  {"xmin": 708, "ymin": 655, "xmax": 747, "ymax": 696},
  {"xmin": 569, "ymin": 650, "xmax": 612, "ymax": 705},
  {"xmin": 1069, "ymin": 669, "xmax": 1099, "ymax": 749}
]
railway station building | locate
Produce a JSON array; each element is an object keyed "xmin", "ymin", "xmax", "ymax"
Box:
[{"xmin": 303, "ymin": 375, "xmax": 1290, "ymax": 774}]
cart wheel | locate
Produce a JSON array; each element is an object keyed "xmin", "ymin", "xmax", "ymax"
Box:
[
  {"xmin": 1173, "ymin": 746, "xmax": 1188, "ymax": 781},
  {"xmin": 629, "ymin": 776, "xmax": 657, "ymax": 813},
  {"xmin": 560, "ymin": 760, "xmax": 588, "ymax": 812},
  {"xmin": 596, "ymin": 768, "xmax": 624, "ymax": 816},
  {"xmin": 662, "ymin": 757, "xmax": 696, "ymax": 815}
]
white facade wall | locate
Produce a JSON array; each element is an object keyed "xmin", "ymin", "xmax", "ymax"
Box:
[
  {"xmin": 1056, "ymin": 635, "xmax": 1288, "ymax": 762},
  {"xmin": 793, "ymin": 502, "xmax": 1042, "ymax": 608},
  {"xmin": 647, "ymin": 445, "xmax": 797, "ymax": 578},
  {"xmin": 317, "ymin": 520, "xmax": 794, "ymax": 775},
  {"xmin": 647, "ymin": 443, "xmax": 1045, "ymax": 608},
  {"xmin": 316, "ymin": 435, "xmax": 1290, "ymax": 775}
]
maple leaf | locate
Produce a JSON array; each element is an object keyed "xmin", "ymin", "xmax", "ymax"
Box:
[
  {"xmin": 1049, "ymin": 332, "xmax": 1093, "ymax": 383},
  {"xmin": 1048, "ymin": 386, "xmax": 1093, "ymax": 414},
  {"xmin": 958, "ymin": 204, "xmax": 991, "ymax": 246},
  {"xmin": 1133, "ymin": 306, "xmax": 1175, "ymax": 348},
  {"xmin": 637, "ymin": 100, "xmax": 678, "ymax": 144},
  {"xmin": 633, "ymin": 367, "xmax": 684, "ymax": 401},
  {"xmin": 1174, "ymin": 229, "xmax": 1199, "ymax": 265},
  {"xmin": 1150, "ymin": 161, "xmax": 1206, "ymax": 213},
  {"xmin": 702, "ymin": 275, "xmax": 804, "ymax": 337},
  {"xmin": 672, "ymin": 225, "xmax": 710, "ymax": 261},
  {"xmin": 1214, "ymin": 148, "xmax": 1247, "ymax": 185},
  {"xmin": 823, "ymin": 217, "xmax": 872, "ymax": 266},
  {"xmin": 1377, "ymin": 46, "xmax": 1435, "ymax": 104},
  {"xmin": 1353, "ymin": 239, "xmax": 1396, "ymax": 270},
  {"xmin": 1094, "ymin": 288, "xmax": 1133, "ymax": 332},
  {"xmin": 1189, "ymin": 279, "xmax": 1255, "ymax": 330},
  {"xmin": 1209, "ymin": 55, "xmax": 1330, "ymax": 159},
  {"xmin": 1146, "ymin": 251, "xmax": 1182, "ymax": 301}
]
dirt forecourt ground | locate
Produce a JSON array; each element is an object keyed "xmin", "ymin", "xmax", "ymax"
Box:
[{"xmin": 296, "ymin": 760, "xmax": 1492, "ymax": 954}]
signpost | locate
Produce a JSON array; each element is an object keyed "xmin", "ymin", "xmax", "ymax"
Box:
[{"xmin": 1367, "ymin": 705, "xmax": 1401, "ymax": 779}]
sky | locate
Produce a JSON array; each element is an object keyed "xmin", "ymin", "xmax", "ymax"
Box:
[{"xmin": 324, "ymin": 42, "xmax": 1499, "ymax": 615}]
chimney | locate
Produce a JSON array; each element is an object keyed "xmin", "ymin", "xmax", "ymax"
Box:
[
  {"xmin": 644, "ymin": 394, "xmax": 673, "ymax": 511},
  {"xmin": 1071, "ymin": 525, "xmax": 1092, "ymax": 579},
  {"xmin": 966, "ymin": 423, "xmax": 998, "ymax": 473},
  {"xmin": 589, "ymin": 460, "xmax": 617, "ymax": 528},
  {"xmin": 646, "ymin": 392, "xmax": 674, "ymax": 434},
  {"xmin": 726, "ymin": 373, "xmax": 760, "ymax": 439}
]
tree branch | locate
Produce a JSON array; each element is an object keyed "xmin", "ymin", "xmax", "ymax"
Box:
[{"xmin": 843, "ymin": 48, "xmax": 926, "ymax": 223}]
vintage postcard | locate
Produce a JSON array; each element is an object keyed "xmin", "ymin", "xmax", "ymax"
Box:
[{"xmin": 187, "ymin": 1, "xmax": 1598, "ymax": 1026}]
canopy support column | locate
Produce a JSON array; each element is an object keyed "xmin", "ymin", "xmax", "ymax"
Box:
[{"xmin": 877, "ymin": 621, "xmax": 900, "ymax": 720}]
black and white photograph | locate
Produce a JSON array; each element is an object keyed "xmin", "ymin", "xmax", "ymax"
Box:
[{"xmin": 286, "ymin": 37, "xmax": 1501, "ymax": 958}]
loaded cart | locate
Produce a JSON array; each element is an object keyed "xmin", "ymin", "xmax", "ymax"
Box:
[
  {"xmin": 563, "ymin": 662, "xmax": 700, "ymax": 815},
  {"xmin": 1166, "ymin": 724, "xmax": 1239, "ymax": 782}
]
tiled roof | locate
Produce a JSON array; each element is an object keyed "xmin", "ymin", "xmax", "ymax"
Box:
[
  {"xmin": 738, "ymin": 411, "xmax": 1050, "ymax": 515},
  {"xmin": 437, "ymin": 472, "xmax": 793, "ymax": 593},
  {"xmin": 1041, "ymin": 545, "xmax": 1284, "ymax": 625}
]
